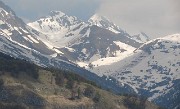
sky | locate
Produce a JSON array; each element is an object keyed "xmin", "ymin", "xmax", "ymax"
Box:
[{"xmin": 1, "ymin": 0, "xmax": 180, "ymax": 38}]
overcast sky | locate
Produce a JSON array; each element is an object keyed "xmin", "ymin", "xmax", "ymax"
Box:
[{"xmin": 1, "ymin": 0, "xmax": 180, "ymax": 38}]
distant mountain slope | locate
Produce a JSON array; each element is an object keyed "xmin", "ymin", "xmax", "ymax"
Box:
[{"xmin": 90, "ymin": 34, "xmax": 180, "ymax": 109}]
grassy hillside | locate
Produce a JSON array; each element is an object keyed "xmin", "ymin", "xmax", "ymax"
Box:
[{"xmin": 0, "ymin": 52, "xmax": 161, "ymax": 109}]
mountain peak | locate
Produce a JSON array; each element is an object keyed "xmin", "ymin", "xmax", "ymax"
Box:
[
  {"xmin": 88, "ymin": 14, "xmax": 123, "ymax": 34},
  {"xmin": 89, "ymin": 14, "xmax": 111, "ymax": 26},
  {"xmin": 49, "ymin": 11, "xmax": 66, "ymax": 17},
  {"xmin": 89, "ymin": 14, "xmax": 105, "ymax": 20}
]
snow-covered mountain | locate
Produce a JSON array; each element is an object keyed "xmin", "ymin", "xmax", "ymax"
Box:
[
  {"xmin": 88, "ymin": 34, "xmax": 180, "ymax": 109},
  {"xmin": 28, "ymin": 12, "xmax": 143, "ymax": 65},
  {"xmin": 0, "ymin": 0, "xmax": 136, "ymax": 97}
]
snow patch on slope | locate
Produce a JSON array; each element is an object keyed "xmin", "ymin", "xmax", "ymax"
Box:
[{"xmin": 77, "ymin": 41, "xmax": 137, "ymax": 73}]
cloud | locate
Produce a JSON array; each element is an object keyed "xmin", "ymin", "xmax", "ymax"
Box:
[{"xmin": 97, "ymin": 0, "xmax": 180, "ymax": 38}]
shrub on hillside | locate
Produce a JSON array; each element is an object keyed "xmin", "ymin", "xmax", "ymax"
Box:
[
  {"xmin": 93, "ymin": 92, "xmax": 101, "ymax": 103},
  {"xmin": 66, "ymin": 79, "xmax": 74, "ymax": 89},
  {"xmin": 84, "ymin": 85, "xmax": 95, "ymax": 98},
  {"xmin": 123, "ymin": 96, "xmax": 146, "ymax": 109},
  {"xmin": 55, "ymin": 73, "xmax": 65, "ymax": 86}
]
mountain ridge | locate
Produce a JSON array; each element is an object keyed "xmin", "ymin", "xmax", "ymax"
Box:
[
  {"xmin": 28, "ymin": 11, "xmax": 148, "ymax": 47},
  {"xmin": 27, "ymin": 11, "xmax": 143, "ymax": 64}
]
